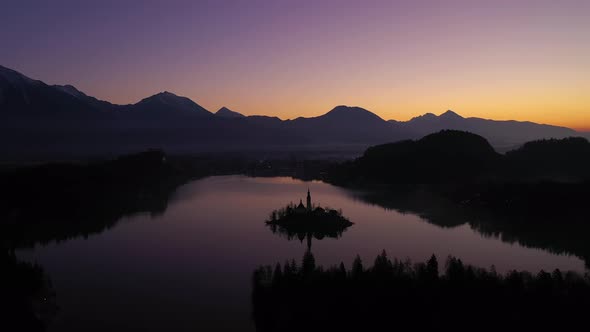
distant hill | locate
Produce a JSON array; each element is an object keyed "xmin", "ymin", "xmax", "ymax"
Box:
[
  {"xmin": 286, "ymin": 106, "xmax": 410, "ymax": 145},
  {"xmin": 396, "ymin": 110, "xmax": 577, "ymax": 149},
  {"xmin": 130, "ymin": 91, "xmax": 212, "ymax": 116},
  {"xmin": 328, "ymin": 131, "xmax": 590, "ymax": 185},
  {"xmin": 332, "ymin": 130, "xmax": 501, "ymax": 184},
  {"xmin": 118, "ymin": 91, "xmax": 214, "ymax": 130},
  {"xmin": 0, "ymin": 65, "xmax": 584, "ymax": 160}
]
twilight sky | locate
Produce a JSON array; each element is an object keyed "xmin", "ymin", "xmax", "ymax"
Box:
[{"xmin": 2, "ymin": 0, "xmax": 589, "ymax": 129}]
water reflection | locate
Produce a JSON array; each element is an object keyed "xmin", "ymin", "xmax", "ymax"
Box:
[
  {"xmin": 1, "ymin": 176, "xmax": 181, "ymax": 249},
  {"xmin": 14, "ymin": 176, "xmax": 586, "ymax": 331},
  {"xmin": 352, "ymin": 188, "xmax": 590, "ymax": 268}
]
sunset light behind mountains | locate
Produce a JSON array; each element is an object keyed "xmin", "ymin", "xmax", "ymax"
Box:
[{"xmin": 2, "ymin": 0, "xmax": 588, "ymax": 129}]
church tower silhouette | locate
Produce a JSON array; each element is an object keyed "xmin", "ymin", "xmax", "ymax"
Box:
[{"xmin": 306, "ymin": 188, "xmax": 312, "ymax": 211}]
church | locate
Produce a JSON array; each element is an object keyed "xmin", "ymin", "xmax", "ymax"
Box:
[{"xmin": 294, "ymin": 189, "xmax": 313, "ymax": 214}]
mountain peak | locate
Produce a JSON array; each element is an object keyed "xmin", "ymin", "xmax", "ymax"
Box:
[
  {"xmin": 324, "ymin": 105, "xmax": 384, "ymax": 121},
  {"xmin": 440, "ymin": 110, "xmax": 463, "ymax": 119},
  {"xmin": 216, "ymin": 106, "xmax": 245, "ymax": 118},
  {"xmin": 154, "ymin": 91, "xmax": 179, "ymax": 98},
  {"xmin": 135, "ymin": 91, "xmax": 212, "ymax": 116},
  {"xmin": 140, "ymin": 91, "xmax": 187, "ymax": 103},
  {"xmin": 409, "ymin": 112, "xmax": 437, "ymax": 121},
  {"xmin": 329, "ymin": 105, "xmax": 364, "ymax": 113}
]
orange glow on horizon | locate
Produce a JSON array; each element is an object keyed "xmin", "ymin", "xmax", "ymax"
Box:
[
  {"xmin": 97, "ymin": 89, "xmax": 590, "ymax": 131},
  {"xmin": 7, "ymin": 1, "xmax": 588, "ymax": 132}
]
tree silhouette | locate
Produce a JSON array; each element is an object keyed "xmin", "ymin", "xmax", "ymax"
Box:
[
  {"xmin": 426, "ymin": 254, "xmax": 439, "ymax": 281},
  {"xmin": 351, "ymin": 255, "xmax": 363, "ymax": 280},
  {"xmin": 302, "ymin": 251, "xmax": 316, "ymax": 277},
  {"xmin": 253, "ymin": 251, "xmax": 590, "ymax": 331}
]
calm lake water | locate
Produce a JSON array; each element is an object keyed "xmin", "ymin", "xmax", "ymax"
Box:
[{"xmin": 17, "ymin": 175, "xmax": 585, "ymax": 331}]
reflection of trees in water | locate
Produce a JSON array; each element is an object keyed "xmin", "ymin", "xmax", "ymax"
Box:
[
  {"xmin": 267, "ymin": 224, "xmax": 348, "ymax": 247},
  {"xmin": 253, "ymin": 250, "xmax": 590, "ymax": 331},
  {"xmin": 0, "ymin": 152, "xmax": 244, "ymax": 331},
  {"xmin": 0, "ymin": 183, "xmax": 178, "ymax": 249},
  {"xmin": 0, "ymin": 153, "xmax": 187, "ymax": 330},
  {"xmin": 353, "ymin": 184, "xmax": 590, "ymax": 268},
  {"xmin": 0, "ymin": 151, "xmax": 199, "ymax": 248},
  {"xmin": 470, "ymin": 217, "xmax": 590, "ymax": 269},
  {"xmin": 1, "ymin": 250, "xmax": 57, "ymax": 331}
]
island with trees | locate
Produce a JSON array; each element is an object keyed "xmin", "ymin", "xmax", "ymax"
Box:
[{"xmin": 266, "ymin": 189, "xmax": 353, "ymax": 244}]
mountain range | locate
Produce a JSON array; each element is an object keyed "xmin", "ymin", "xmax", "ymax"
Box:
[{"xmin": 0, "ymin": 65, "xmax": 584, "ymax": 160}]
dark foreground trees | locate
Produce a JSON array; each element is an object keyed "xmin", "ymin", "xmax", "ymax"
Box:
[
  {"xmin": 253, "ymin": 251, "xmax": 590, "ymax": 331},
  {"xmin": 0, "ymin": 251, "xmax": 57, "ymax": 331}
]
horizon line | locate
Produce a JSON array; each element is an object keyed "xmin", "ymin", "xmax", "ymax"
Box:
[{"xmin": 3, "ymin": 64, "xmax": 589, "ymax": 132}]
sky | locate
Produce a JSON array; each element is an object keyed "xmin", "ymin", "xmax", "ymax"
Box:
[{"xmin": 1, "ymin": 0, "xmax": 589, "ymax": 130}]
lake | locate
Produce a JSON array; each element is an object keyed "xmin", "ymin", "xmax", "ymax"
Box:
[{"xmin": 17, "ymin": 175, "xmax": 586, "ymax": 331}]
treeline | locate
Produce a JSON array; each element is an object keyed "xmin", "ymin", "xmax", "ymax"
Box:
[
  {"xmin": 268, "ymin": 202, "xmax": 344, "ymax": 221},
  {"xmin": 327, "ymin": 130, "xmax": 590, "ymax": 185},
  {"xmin": 253, "ymin": 251, "xmax": 590, "ymax": 331},
  {"xmin": 0, "ymin": 251, "xmax": 56, "ymax": 331},
  {"xmin": 505, "ymin": 136, "xmax": 590, "ymax": 180}
]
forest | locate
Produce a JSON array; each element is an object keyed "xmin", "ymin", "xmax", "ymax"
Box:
[{"xmin": 253, "ymin": 250, "xmax": 590, "ymax": 331}]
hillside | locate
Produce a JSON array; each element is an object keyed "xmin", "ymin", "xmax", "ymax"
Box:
[
  {"xmin": 328, "ymin": 131, "xmax": 590, "ymax": 185},
  {"xmin": 330, "ymin": 130, "xmax": 501, "ymax": 184}
]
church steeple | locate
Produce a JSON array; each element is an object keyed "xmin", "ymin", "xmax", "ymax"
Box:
[{"xmin": 306, "ymin": 188, "xmax": 312, "ymax": 211}]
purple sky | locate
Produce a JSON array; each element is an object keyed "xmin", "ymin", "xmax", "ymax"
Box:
[{"xmin": 2, "ymin": 0, "xmax": 589, "ymax": 129}]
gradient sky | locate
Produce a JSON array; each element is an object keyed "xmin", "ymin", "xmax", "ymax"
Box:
[{"xmin": 2, "ymin": 0, "xmax": 589, "ymax": 129}]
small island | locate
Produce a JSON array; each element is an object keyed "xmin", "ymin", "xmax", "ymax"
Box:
[{"xmin": 266, "ymin": 189, "xmax": 353, "ymax": 245}]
